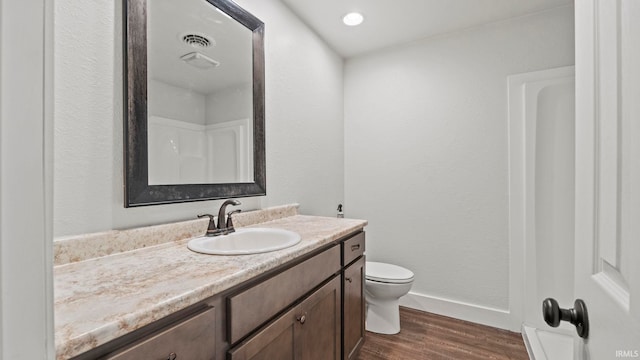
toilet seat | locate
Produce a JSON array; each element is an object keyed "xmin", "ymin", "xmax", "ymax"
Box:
[{"xmin": 366, "ymin": 261, "xmax": 414, "ymax": 284}]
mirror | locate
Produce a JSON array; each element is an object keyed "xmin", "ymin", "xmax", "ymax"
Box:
[{"xmin": 124, "ymin": 0, "xmax": 265, "ymax": 207}]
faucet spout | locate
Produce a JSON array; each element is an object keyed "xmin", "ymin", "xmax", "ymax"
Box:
[{"xmin": 217, "ymin": 199, "xmax": 241, "ymax": 230}]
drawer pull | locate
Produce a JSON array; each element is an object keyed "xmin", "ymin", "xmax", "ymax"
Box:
[
  {"xmin": 167, "ymin": 353, "xmax": 177, "ymax": 360},
  {"xmin": 351, "ymin": 244, "xmax": 360, "ymax": 251},
  {"xmin": 296, "ymin": 313, "xmax": 307, "ymax": 324},
  {"xmin": 345, "ymin": 277, "xmax": 352, "ymax": 283}
]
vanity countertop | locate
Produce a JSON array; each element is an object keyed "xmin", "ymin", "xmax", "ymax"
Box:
[{"xmin": 54, "ymin": 214, "xmax": 367, "ymax": 359}]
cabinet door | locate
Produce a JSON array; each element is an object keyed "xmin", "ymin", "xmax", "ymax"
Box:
[
  {"xmin": 227, "ymin": 308, "xmax": 295, "ymax": 360},
  {"xmin": 229, "ymin": 276, "xmax": 341, "ymax": 360},
  {"xmin": 296, "ymin": 276, "xmax": 341, "ymax": 360},
  {"xmin": 343, "ymin": 256, "xmax": 365, "ymax": 360}
]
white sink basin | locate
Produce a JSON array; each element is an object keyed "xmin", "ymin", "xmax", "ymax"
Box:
[{"xmin": 187, "ymin": 228, "xmax": 301, "ymax": 255}]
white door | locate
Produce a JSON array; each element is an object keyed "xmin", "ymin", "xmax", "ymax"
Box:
[{"xmin": 574, "ymin": 0, "xmax": 640, "ymax": 358}]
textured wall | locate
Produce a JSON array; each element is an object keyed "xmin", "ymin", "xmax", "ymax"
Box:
[
  {"xmin": 344, "ymin": 6, "xmax": 574, "ymax": 310},
  {"xmin": 235, "ymin": 0, "xmax": 345, "ymax": 218},
  {"xmin": 53, "ymin": 0, "xmax": 344, "ymax": 236}
]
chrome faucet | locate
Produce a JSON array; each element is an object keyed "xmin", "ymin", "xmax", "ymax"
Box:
[{"xmin": 197, "ymin": 199, "xmax": 241, "ymax": 237}]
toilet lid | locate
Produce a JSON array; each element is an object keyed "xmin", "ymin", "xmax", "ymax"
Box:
[{"xmin": 366, "ymin": 262, "xmax": 414, "ymax": 284}]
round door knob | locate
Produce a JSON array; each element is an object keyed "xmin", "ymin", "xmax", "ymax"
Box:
[
  {"xmin": 542, "ymin": 298, "xmax": 589, "ymax": 339},
  {"xmin": 167, "ymin": 353, "xmax": 177, "ymax": 360},
  {"xmin": 296, "ymin": 314, "xmax": 306, "ymax": 324}
]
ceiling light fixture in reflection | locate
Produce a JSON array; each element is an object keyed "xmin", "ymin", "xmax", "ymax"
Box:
[{"xmin": 342, "ymin": 12, "xmax": 364, "ymax": 26}]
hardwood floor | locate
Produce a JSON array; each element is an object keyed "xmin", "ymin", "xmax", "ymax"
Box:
[{"xmin": 357, "ymin": 307, "xmax": 529, "ymax": 360}]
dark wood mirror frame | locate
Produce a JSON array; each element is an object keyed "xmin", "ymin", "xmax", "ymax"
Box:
[{"xmin": 123, "ymin": 0, "xmax": 265, "ymax": 207}]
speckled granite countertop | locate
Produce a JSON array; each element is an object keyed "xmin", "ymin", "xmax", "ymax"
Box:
[{"xmin": 54, "ymin": 209, "xmax": 366, "ymax": 359}]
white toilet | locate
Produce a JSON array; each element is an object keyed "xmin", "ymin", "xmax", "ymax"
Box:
[{"xmin": 364, "ymin": 261, "xmax": 414, "ymax": 334}]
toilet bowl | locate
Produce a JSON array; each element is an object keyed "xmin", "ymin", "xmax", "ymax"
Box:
[{"xmin": 365, "ymin": 261, "xmax": 414, "ymax": 334}]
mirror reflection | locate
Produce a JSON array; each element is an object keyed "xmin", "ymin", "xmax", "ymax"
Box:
[
  {"xmin": 147, "ymin": 0, "xmax": 254, "ymax": 185},
  {"xmin": 124, "ymin": 0, "xmax": 265, "ymax": 207}
]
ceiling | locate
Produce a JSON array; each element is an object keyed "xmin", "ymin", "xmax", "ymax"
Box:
[
  {"xmin": 281, "ymin": 0, "xmax": 573, "ymax": 58},
  {"xmin": 148, "ymin": 0, "xmax": 253, "ymax": 94}
]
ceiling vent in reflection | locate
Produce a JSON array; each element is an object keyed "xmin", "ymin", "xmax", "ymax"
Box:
[
  {"xmin": 180, "ymin": 52, "xmax": 220, "ymax": 70},
  {"xmin": 181, "ymin": 33, "xmax": 214, "ymax": 48}
]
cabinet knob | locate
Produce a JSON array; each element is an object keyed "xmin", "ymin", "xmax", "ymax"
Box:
[
  {"xmin": 296, "ymin": 313, "xmax": 307, "ymax": 324},
  {"xmin": 345, "ymin": 277, "xmax": 352, "ymax": 283},
  {"xmin": 167, "ymin": 353, "xmax": 177, "ymax": 360}
]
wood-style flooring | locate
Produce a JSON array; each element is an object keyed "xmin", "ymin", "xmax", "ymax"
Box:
[{"xmin": 357, "ymin": 307, "xmax": 529, "ymax": 360}]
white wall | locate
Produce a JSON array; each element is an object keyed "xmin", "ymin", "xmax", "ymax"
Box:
[
  {"xmin": 206, "ymin": 83, "xmax": 253, "ymax": 125},
  {"xmin": 54, "ymin": 0, "xmax": 344, "ymax": 237},
  {"xmin": 236, "ymin": 0, "xmax": 345, "ymax": 218},
  {"xmin": 149, "ymin": 79, "xmax": 206, "ymax": 125},
  {"xmin": 345, "ymin": 6, "xmax": 574, "ymax": 314}
]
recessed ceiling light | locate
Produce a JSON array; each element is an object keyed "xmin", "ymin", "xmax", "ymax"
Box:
[{"xmin": 342, "ymin": 12, "xmax": 364, "ymax": 26}]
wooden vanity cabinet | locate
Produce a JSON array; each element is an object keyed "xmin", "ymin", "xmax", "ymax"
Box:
[
  {"xmin": 71, "ymin": 230, "xmax": 366, "ymax": 360},
  {"xmin": 227, "ymin": 230, "xmax": 366, "ymax": 360}
]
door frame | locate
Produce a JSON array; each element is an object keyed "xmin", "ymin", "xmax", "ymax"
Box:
[
  {"xmin": 0, "ymin": 0, "xmax": 54, "ymax": 358},
  {"xmin": 507, "ymin": 66, "xmax": 576, "ymax": 332}
]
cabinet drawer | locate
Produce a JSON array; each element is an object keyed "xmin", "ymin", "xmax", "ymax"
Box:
[
  {"xmin": 342, "ymin": 232, "xmax": 365, "ymax": 266},
  {"xmin": 228, "ymin": 245, "xmax": 341, "ymax": 344},
  {"xmin": 106, "ymin": 307, "xmax": 215, "ymax": 360}
]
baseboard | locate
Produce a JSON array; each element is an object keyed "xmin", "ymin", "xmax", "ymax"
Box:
[
  {"xmin": 399, "ymin": 291, "xmax": 518, "ymax": 332},
  {"xmin": 522, "ymin": 325, "xmax": 543, "ymax": 360},
  {"xmin": 521, "ymin": 324, "xmax": 574, "ymax": 360}
]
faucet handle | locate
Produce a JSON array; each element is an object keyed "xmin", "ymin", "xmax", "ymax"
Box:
[
  {"xmin": 197, "ymin": 214, "xmax": 217, "ymax": 236},
  {"xmin": 226, "ymin": 210, "xmax": 242, "ymax": 233}
]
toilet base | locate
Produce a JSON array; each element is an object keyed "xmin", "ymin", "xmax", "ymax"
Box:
[{"xmin": 365, "ymin": 298, "xmax": 401, "ymax": 334}]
